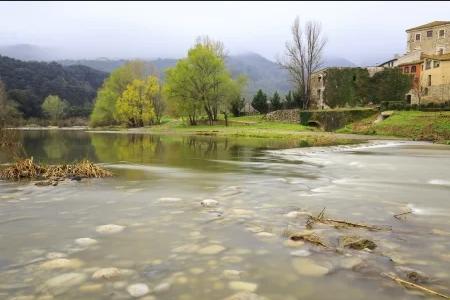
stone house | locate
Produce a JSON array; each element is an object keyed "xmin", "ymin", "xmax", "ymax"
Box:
[
  {"xmin": 406, "ymin": 21, "xmax": 450, "ymax": 55},
  {"xmin": 419, "ymin": 53, "xmax": 450, "ymax": 104}
]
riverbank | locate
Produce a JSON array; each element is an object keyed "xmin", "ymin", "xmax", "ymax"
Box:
[
  {"xmin": 338, "ymin": 111, "xmax": 450, "ymax": 143},
  {"xmin": 88, "ymin": 115, "xmax": 405, "ymax": 148}
]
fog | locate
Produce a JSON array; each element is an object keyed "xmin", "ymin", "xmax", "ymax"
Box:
[{"xmin": 1, "ymin": 1, "xmax": 449, "ymax": 65}]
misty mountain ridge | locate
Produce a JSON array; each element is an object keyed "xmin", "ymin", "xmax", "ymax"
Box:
[{"xmin": 1, "ymin": 44, "xmax": 356, "ymax": 96}]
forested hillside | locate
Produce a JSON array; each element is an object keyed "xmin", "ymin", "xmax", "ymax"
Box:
[{"xmin": 0, "ymin": 55, "xmax": 107, "ymax": 118}]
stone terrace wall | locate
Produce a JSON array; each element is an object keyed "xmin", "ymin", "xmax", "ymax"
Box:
[{"xmin": 265, "ymin": 109, "xmax": 300, "ymax": 123}]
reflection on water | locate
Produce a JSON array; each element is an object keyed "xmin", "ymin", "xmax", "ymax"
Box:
[{"xmin": 0, "ymin": 130, "xmax": 450, "ymax": 300}]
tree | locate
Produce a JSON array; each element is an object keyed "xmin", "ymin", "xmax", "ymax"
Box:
[
  {"xmin": 165, "ymin": 42, "xmax": 243, "ymax": 125},
  {"xmin": 279, "ymin": 17, "xmax": 326, "ymax": 109},
  {"xmin": 230, "ymin": 97, "xmax": 246, "ymax": 117},
  {"xmin": 152, "ymin": 84, "xmax": 165, "ymax": 124},
  {"xmin": 251, "ymin": 89, "xmax": 269, "ymax": 114},
  {"xmin": 270, "ymin": 91, "xmax": 282, "ymax": 111},
  {"xmin": 41, "ymin": 95, "xmax": 68, "ymax": 124},
  {"xmin": 0, "ymin": 80, "xmax": 21, "ymax": 127},
  {"xmin": 115, "ymin": 76, "xmax": 158, "ymax": 127},
  {"xmin": 90, "ymin": 60, "xmax": 145, "ymax": 127}
]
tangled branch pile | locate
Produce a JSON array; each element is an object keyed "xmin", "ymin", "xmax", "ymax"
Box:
[{"xmin": 0, "ymin": 157, "xmax": 112, "ymax": 181}]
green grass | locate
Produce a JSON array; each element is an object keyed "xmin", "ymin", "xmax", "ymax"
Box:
[
  {"xmin": 126, "ymin": 115, "xmax": 359, "ymax": 147},
  {"xmin": 337, "ymin": 111, "xmax": 450, "ymax": 142}
]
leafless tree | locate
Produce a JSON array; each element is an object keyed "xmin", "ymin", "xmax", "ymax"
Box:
[
  {"xmin": 195, "ymin": 35, "xmax": 228, "ymax": 60},
  {"xmin": 278, "ymin": 17, "xmax": 326, "ymax": 109}
]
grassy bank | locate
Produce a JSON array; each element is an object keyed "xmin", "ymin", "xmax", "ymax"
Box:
[
  {"xmin": 96, "ymin": 115, "xmax": 360, "ymax": 147},
  {"xmin": 337, "ymin": 111, "xmax": 450, "ymax": 143}
]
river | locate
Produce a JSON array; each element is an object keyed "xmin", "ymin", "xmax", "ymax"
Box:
[{"xmin": 0, "ymin": 130, "xmax": 449, "ymax": 300}]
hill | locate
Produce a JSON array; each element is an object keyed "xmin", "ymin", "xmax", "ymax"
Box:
[
  {"xmin": 58, "ymin": 54, "xmax": 355, "ymax": 97},
  {"xmin": 0, "ymin": 55, "xmax": 107, "ymax": 118}
]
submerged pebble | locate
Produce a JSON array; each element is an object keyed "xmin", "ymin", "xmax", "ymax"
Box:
[
  {"xmin": 40, "ymin": 258, "xmax": 84, "ymax": 270},
  {"xmin": 43, "ymin": 273, "xmax": 87, "ymax": 295},
  {"xmin": 198, "ymin": 245, "xmax": 226, "ymax": 255},
  {"xmin": 127, "ymin": 283, "xmax": 150, "ymax": 297},
  {"xmin": 75, "ymin": 238, "xmax": 98, "ymax": 247},
  {"xmin": 92, "ymin": 267, "xmax": 122, "ymax": 280},
  {"xmin": 154, "ymin": 282, "xmax": 171, "ymax": 293},
  {"xmin": 292, "ymin": 258, "xmax": 329, "ymax": 277},
  {"xmin": 290, "ymin": 249, "xmax": 311, "ymax": 257},
  {"xmin": 201, "ymin": 199, "xmax": 219, "ymax": 207},
  {"xmin": 228, "ymin": 281, "xmax": 258, "ymax": 292},
  {"xmin": 95, "ymin": 224, "xmax": 125, "ymax": 234}
]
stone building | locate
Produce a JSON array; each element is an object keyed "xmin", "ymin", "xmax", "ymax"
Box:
[
  {"xmin": 406, "ymin": 21, "xmax": 450, "ymax": 55},
  {"xmin": 419, "ymin": 53, "xmax": 450, "ymax": 104}
]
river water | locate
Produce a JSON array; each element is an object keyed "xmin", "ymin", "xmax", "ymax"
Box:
[{"xmin": 0, "ymin": 130, "xmax": 449, "ymax": 300}]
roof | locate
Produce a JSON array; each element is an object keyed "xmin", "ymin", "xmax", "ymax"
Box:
[
  {"xmin": 397, "ymin": 60, "xmax": 423, "ymax": 67},
  {"xmin": 377, "ymin": 58, "xmax": 398, "ymax": 67},
  {"xmin": 422, "ymin": 53, "xmax": 450, "ymax": 61},
  {"xmin": 406, "ymin": 21, "xmax": 450, "ymax": 32}
]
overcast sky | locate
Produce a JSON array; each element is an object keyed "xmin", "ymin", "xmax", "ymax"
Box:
[{"xmin": 1, "ymin": 1, "xmax": 450, "ymax": 65}]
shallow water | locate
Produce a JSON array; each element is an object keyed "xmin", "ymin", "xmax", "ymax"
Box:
[{"xmin": 1, "ymin": 130, "xmax": 450, "ymax": 300}]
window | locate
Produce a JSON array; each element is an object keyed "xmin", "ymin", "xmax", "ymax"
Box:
[
  {"xmin": 427, "ymin": 30, "xmax": 433, "ymax": 37},
  {"xmin": 428, "ymin": 75, "xmax": 432, "ymax": 86},
  {"xmin": 424, "ymin": 88, "xmax": 429, "ymax": 96},
  {"xmin": 415, "ymin": 33, "xmax": 421, "ymax": 41},
  {"xmin": 425, "ymin": 60, "xmax": 431, "ymax": 70},
  {"xmin": 404, "ymin": 66, "xmax": 410, "ymax": 73},
  {"xmin": 438, "ymin": 48, "xmax": 444, "ymax": 55},
  {"xmin": 317, "ymin": 89, "xmax": 321, "ymax": 100},
  {"xmin": 318, "ymin": 76, "xmax": 322, "ymax": 82},
  {"xmin": 411, "ymin": 65, "xmax": 416, "ymax": 73},
  {"xmin": 433, "ymin": 60, "xmax": 440, "ymax": 68},
  {"xmin": 439, "ymin": 29, "xmax": 445, "ymax": 37}
]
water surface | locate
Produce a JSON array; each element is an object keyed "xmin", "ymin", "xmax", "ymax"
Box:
[{"xmin": 1, "ymin": 130, "xmax": 449, "ymax": 300}]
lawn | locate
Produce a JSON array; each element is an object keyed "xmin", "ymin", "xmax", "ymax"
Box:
[{"xmin": 337, "ymin": 111, "xmax": 450, "ymax": 143}]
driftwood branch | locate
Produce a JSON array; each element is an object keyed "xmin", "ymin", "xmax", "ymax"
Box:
[{"xmin": 382, "ymin": 272, "xmax": 450, "ymax": 299}]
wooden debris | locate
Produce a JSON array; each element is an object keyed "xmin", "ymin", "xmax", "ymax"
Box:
[
  {"xmin": 0, "ymin": 157, "xmax": 112, "ymax": 182},
  {"xmin": 382, "ymin": 272, "xmax": 450, "ymax": 299},
  {"xmin": 306, "ymin": 208, "xmax": 390, "ymax": 231},
  {"xmin": 340, "ymin": 235, "xmax": 377, "ymax": 250},
  {"xmin": 394, "ymin": 209, "xmax": 413, "ymax": 220},
  {"xmin": 289, "ymin": 232, "xmax": 328, "ymax": 248}
]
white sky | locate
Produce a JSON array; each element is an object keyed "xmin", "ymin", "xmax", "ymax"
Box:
[{"xmin": 1, "ymin": 1, "xmax": 450, "ymax": 65}]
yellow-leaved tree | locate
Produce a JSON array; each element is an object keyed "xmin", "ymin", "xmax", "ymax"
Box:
[{"xmin": 115, "ymin": 76, "xmax": 159, "ymax": 127}]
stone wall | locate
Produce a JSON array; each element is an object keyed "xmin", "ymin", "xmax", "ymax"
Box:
[
  {"xmin": 265, "ymin": 108, "xmax": 378, "ymax": 131},
  {"xmin": 265, "ymin": 109, "xmax": 300, "ymax": 123}
]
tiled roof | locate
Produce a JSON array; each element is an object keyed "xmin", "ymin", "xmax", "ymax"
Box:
[{"xmin": 406, "ymin": 21, "xmax": 450, "ymax": 32}]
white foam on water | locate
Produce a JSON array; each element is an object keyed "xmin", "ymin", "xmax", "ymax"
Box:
[{"xmin": 428, "ymin": 179, "xmax": 450, "ymax": 186}]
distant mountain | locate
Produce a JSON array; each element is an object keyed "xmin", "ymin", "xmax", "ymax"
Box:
[
  {"xmin": 0, "ymin": 44, "xmax": 57, "ymax": 61},
  {"xmin": 0, "ymin": 55, "xmax": 107, "ymax": 118},
  {"xmin": 324, "ymin": 56, "xmax": 356, "ymax": 68},
  {"xmin": 1, "ymin": 43, "xmax": 356, "ymax": 97}
]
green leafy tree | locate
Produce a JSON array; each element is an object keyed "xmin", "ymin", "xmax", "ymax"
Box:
[
  {"xmin": 230, "ymin": 97, "xmax": 246, "ymax": 117},
  {"xmin": 284, "ymin": 91, "xmax": 294, "ymax": 109},
  {"xmin": 270, "ymin": 91, "xmax": 282, "ymax": 111},
  {"xmin": 165, "ymin": 42, "xmax": 244, "ymax": 125},
  {"xmin": 251, "ymin": 89, "xmax": 269, "ymax": 114},
  {"xmin": 115, "ymin": 76, "xmax": 158, "ymax": 127},
  {"xmin": 90, "ymin": 60, "xmax": 145, "ymax": 127},
  {"xmin": 0, "ymin": 80, "xmax": 21, "ymax": 127},
  {"xmin": 41, "ymin": 95, "xmax": 68, "ymax": 124}
]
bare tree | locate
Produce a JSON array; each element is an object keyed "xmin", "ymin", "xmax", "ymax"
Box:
[
  {"xmin": 195, "ymin": 35, "xmax": 228, "ymax": 60},
  {"xmin": 278, "ymin": 17, "xmax": 326, "ymax": 109}
]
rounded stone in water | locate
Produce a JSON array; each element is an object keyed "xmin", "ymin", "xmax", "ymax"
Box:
[
  {"xmin": 200, "ymin": 199, "xmax": 219, "ymax": 207},
  {"xmin": 127, "ymin": 283, "xmax": 150, "ymax": 297},
  {"xmin": 75, "ymin": 237, "xmax": 98, "ymax": 247},
  {"xmin": 95, "ymin": 224, "xmax": 125, "ymax": 234}
]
